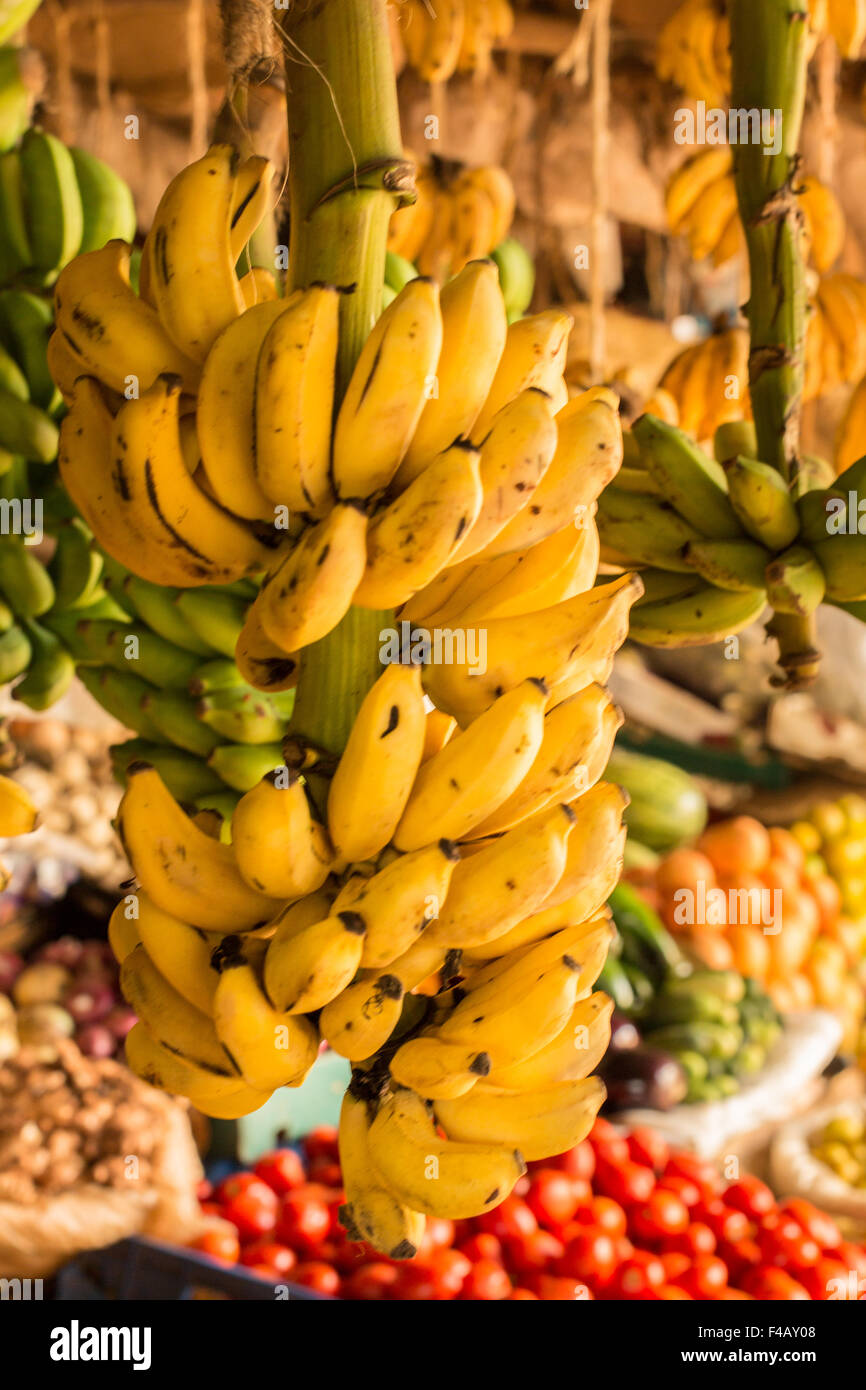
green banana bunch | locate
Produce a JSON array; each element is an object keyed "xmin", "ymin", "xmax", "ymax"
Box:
[{"xmin": 601, "ymin": 411, "xmax": 866, "ymax": 675}]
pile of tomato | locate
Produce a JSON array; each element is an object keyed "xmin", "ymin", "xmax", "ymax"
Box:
[{"xmin": 189, "ymin": 1119, "xmax": 866, "ymax": 1300}]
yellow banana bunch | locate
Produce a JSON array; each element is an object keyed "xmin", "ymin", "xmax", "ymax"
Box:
[
  {"xmin": 396, "ymin": 0, "xmax": 513, "ymax": 84},
  {"xmin": 0, "ymin": 771, "xmax": 38, "ymax": 891},
  {"xmin": 805, "ymin": 273, "xmax": 866, "ymax": 398},
  {"xmin": 657, "ymin": 329, "xmax": 752, "ymax": 443},
  {"xmin": 387, "ymin": 157, "xmax": 515, "ymax": 281},
  {"xmin": 666, "ymin": 152, "xmax": 842, "ymax": 273}
]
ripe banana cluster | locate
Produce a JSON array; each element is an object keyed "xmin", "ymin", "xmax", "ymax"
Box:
[
  {"xmin": 0, "ymin": 769, "xmax": 37, "ymax": 890},
  {"xmin": 395, "ymin": 0, "xmax": 514, "ymax": 83},
  {"xmin": 666, "ymin": 148, "xmax": 845, "ymax": 273},
  {"xmin": 837, "ymin": 370, "xmax": 866, "ymax": 474},
  {"xmin": 658, "ymin": 328, "xmax": 751, "ymax": 443},
  {"xmin": 598, "ymin": 409, "xmax": 866, "ymax": 663},
  {"xmin": 804, "ymin": 272, "xmax": 866, "ymax": 401},
  {"xmin": 388, "ymin": 158, "xmax": 515, "ymax": 282},
  {"xmin": 656, "ymin": 0, "xmax": 852, "ymax": 106}
]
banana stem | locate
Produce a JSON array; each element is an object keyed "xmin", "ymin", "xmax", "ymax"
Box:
[
  {"xmin": 278, "ymin": 0, "xmax": 407, "ymax": 754},
  {"xmin": 728, "ymin": 0, "xmax": 814, "ymax": 687},
  {"xmin": 728, "ymin": 0, "xmax": 808, "ymax": 482}
]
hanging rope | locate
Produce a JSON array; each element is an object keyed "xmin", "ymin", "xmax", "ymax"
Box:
[
  {"xmin": 93, "ymin": 0, "xmax": 111, "ymax": 153},
  {"xmin": 186, "ymin": 0, "xmax": 209, "ymax": 158},
  {"xmin": 45, "ymin": 0, "xmax": 75, "ymax": 144},
  {"xmin": 589, "ymin": 0, "xmax": 611, "ymax": 386}
]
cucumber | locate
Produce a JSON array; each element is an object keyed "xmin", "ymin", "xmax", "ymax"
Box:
[
  {"xmin": 606, "ymin": 746, "xmax": 708, "ymax": 850},
  {"xmin": 643, "ymin": 1020, "xmax": 743, "ymax": 1061},
  {"xmin": 664, "ymin": 968, "xmax": 745, "ymax": 1004},
  {"xmin": 609, "ymin": 881, "xmax": 689, "ymax": 983},
  {"xmin": 644, "ymin": 990, "xmax": 739, "ymax": 1028}
]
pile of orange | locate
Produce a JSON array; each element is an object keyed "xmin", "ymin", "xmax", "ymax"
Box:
[{"xmin": 633, "ymin": 816, "xmax": 865, "ymax": 1053}]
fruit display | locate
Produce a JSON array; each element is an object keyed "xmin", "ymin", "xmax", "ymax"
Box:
[
  {"xmin": 600, "ymin": 883, "xmax": 783, "ymax": 1106},
  {"xmin": 637, "ymin": 816, "xmax": 865, "ymax": 1051},
  {"xmin": 387, "ymin": 158, "xmax": 517, "ymax": 282},
  {"xmin": 666, "ymin": 150, "xmax": 844, "ymax": 273},
  {"xmin": 394, "ymin": 0, "xmax": 514, "ymax": 83},
  {"xmin": 792, "ymin": 794, "xmax": 866, "ymax": 919},
  {"xmin": 190, "ymin": 1119, "xmax": 866, "ymax": 1299},
  {"xmin": 654, "ymin": 329, "xmax": 751, "ymax": 441}
]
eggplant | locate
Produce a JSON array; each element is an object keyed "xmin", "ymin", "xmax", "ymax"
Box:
[{"xmin": 599, "ymin": 1045, "xmax": 688, "ymax": 1112}]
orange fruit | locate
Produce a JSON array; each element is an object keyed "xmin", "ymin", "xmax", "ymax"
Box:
[
  {"xmin": 766, "ymin": 902, "xmax": 813, "ymax": 975},
  {"xmin": 767, "ymin": 826, "xmax": 806, "ymax": 874},
  {"xmin": 655, "ymin": 848, "xmax": 717, "ymax": 899},
  {"xmin": 688, "ymin": 928, "xmax": 734, "ymax": 970},
  {"xmin": 697, "ymin": 816, "xmax": 771, "ymax": 877},
  {"xmin": 717, "ymin": 872, "xmax": 770, "ymax": 930},
  {"xmin": 726, "ymin": 922, "xmax": 771, "ymax": 981},
  {"xmin": 762, "ymin": 859, "xmax": 801, "ymax": 898},
  {"xmin": 810, "ymin": 873, "xmax": 842, "ymax": 932}
]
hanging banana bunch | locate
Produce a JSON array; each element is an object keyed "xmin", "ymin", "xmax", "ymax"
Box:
[
  {"xmin": 666, "ymin": 149, "xmax": 845, "ymax": 273},
  {"xmin": 656, "ymin": 0, "xmax": 859, "ymax": 106},
  {"xmin": 63, "ymin": 133, "xmax": 644, "ymax": 1252},
  {"xmin": 395, "ymin": 0, "xmax": 514, "ymax": 84},
  {"xmin": 387, "ymin": 156, "xmax": 516, "ymax": 283}
]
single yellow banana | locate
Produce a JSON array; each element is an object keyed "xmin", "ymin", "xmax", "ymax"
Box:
[
  {"xmin": 394, "ymin": 260, "xmax": 507, "ymax": 487},
  {"xmin": 149, "ymin": 144, "xmax": 245, "ymax": 361},
  {"xmin": 263, "ymin": 911, "xmax": 366, "ymax": 1014},
  {"xmin": 133, "ymin": 890, "xmax": 219, "ymax": 1017},
  {"xmin": 435, "ymin": 1075, "xmax": 605, "ymax": 1162},
  {"xmin": 258, "ymin": 503, "xmax": 368, "ymax": 652},
  {"xmin": 230, "ymin": 155, "xmax": 276, "ymax": 263},
  {"xmin": 234, "ymin": 599, "xmax": 299, "ymax": 693},
  {"xmin": 327, "ymin": 662, "xmax": 427, "ymax": 864},
  {"xmin": 393, "ymin": 678, "xmax": 548, "ymax": 850},
  {"xmin": 107, "ymin": 900, "xmax": 141, "ymax": 964},
  {"xmin": 353, "ymin": 442, "xmax": 483, "ymax": 609},
  {"xmin": 450, "ymin": 521, "xmax": 600, "ymax": 624},
  {"xmin": 197, "ymin": 297, "xmax": 296, "ymax": 522},
  {"xmin": 231, "ymin": 771, "xmax": 333, "ymax": 900},
  {"xmin": 338, "ymin": 1091, "xmax": 426, "ymax": 1259},
  {"xmin": 320, "ymin": 937, "xmax": 447, "ymax": 1060},
  {"xmin": 332, "ymin": 277, "xmax": 443, "ymax": 499},
  {"xmin": 54, "ymin": 241, "xmax": 200, "ymax": 395},
  {"xmin": 486, "ymin": 993, "xmax": 613, "ymax": 1090},
  {"xmin": 333, "ymin": 839, "xmax": 459, "ymax": 968},
  {"xmin": 472, "ymin": 310, "xmax": 573, "ymax": 438},
  {"xmin": 254, "ymin": 285, "xmax": 339, "ymax": 515},
  {"xmin": 540, "ymin": 780, "xmax": 628, "ymax": 915},
  {"xmin": 213, "ymin": 950, "xmax": 319, "ymax": 1090},
  {"xmin": 117, "ymin": 763, "xmax": 283, "ymax": 932},
  {"xmin": 389, "ymin": 1036, "xmax": 493, "ymax": 1100},
  {"xmin": 120, "ymin": 943, "xmax": 237, "ymax": 1074}
]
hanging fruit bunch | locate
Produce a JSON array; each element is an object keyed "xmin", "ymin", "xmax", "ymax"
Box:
[
  {"xmin": 50, "ymin": 106, "xmax": 639, "ymax": 1251},
  {"xmin": 655, "ymin": 328, "xmax": 751, "ymax": 442},
  {"xmin": 387, "ymin": 156, "xmax": 516, "ymax": 283},
  {"xmin": 394, "ymin": 0, "xmax": 514, "ymax": 83},
  {"xmin": 666, "ymin": 150, "xmax": 845, "ymax": 273},
  {"xmin": 656, "ymin": 0, "xmax": 859, "ymax": 106},
  {"xmin": 837, "ymin": 370, "xmax": 866, "ymax": 472},
  {"xmin": 804, "ymin": 272, "xmax": 866, "ymax": 400}
]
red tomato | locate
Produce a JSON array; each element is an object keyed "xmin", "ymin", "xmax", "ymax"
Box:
[
  {"xmin": 716, "ymin": 1235, "xmax": 761, "ymax": 1284},
  {"xmin": 629, "ymin": 1189, "xmax": 690, "ymax": 1243},
  {"xmin": 199, "ymin": 1202, "xmax": 222, "ymax": 1220},
  {"xmin": 780, "ymin": 1198, "xmax": 842, "ymax": 1252},
  {"xmin": 590, "ymin": 1116, "xmax": 623, "ymax": 1144},
  {"xmin": 291, "ymin": 1261, "xmax": 340, "ymax": 1296},
  {"xmin": 741, "ymin": 1266, "xmax": 810, "ymax": 1300},
  {"xmin": 695, "ymin": 1199, "xmax": 750, "ymax": 1245},
  {"xmin": 391, "ymin": 1264, "xmax": 439, "ymax": 1300},
  {"xmin": 476, "ymin": 1194, "xmax": 538, "ymax": 1241},
  {"xmin": 275, "ymin": 1190, "xmax": 330, "ymax": 1252},
  {"xmin": 239, "ymin": 1240, "xmax": 296, "ymax": 1275},
  {"xmin": 607, "ymin": 1251, "xmax": 666, "ymax": 1299},
  {"xmin": 253, "ymin": 1149, "xmax": 306, "ymax": 1196},
  {"xmin": 532, "ymin": 1275, "xmax": 592, "ymax": 1300},
  {"xmin": 214, "ymin": 1174, "xmax": 278, "ymax": 1242},
  {"xmin": 506, "ymin": 1228, "xmax": 565, "ymax": 1274},
  {"xmin": 302, "ymin": 1126, "xmax": 339, "ymax": 1163},
  {"xmin": 627, "ymin": 1127, "xmax": 669, "ymax": 1173},
  {"xmin": 526, "ymin": 1168, "xmax": 583, "ymax": 1229},
  {"xmin": 660, "ymin": 1251, "xmax": 691, "ymax": 1282},
  {"xmin": 724, "ymin": 1175, "xmax": 776, "ymax": 1221},
  {"xmin": 340, "ymin": 1262, "xmax": 400, "ymax": 1300},
  {"xmin": 425, "ymin": 1248, "xmax": 472, "ymax": 1299},
  {"xmin": 799, "ymin": 1255, "xmax": 854, "ymax": 1301},
  {"xmin": 574, "ymin": 1195, "xmax": 628, "ymax": 1239},
  {"xmin": 558, "ymin": 1230, "xmax": 617, "ymax": 1287},
  {"xmin": 555, "ymin": 1140, "xmax": 595, "ymax": 1183},
  {"xmin": 663, "ymin": 1154, "xmax": 721, "ymax": 1202},
  {"xmin": 427, "ymin": 1217, "xmax": 456, "ymax": 1250},
  {"xmin": 671, "ymin": 1253, "xmax": 728, "ymax": 1299},
  {"xmin": 508, "ymin": 1287, "xmax": 539, "ymax": 1300},
  {"xmin": 459, "ymin": 1258, "xmax": 512, "ymax": 1300},
  {"xmin": 189, "ymin": 1227, "xmax": 240, "ymax": 1264},
  {"xmin": 591, "ymin": 1132, "xmax": 630, "ymax": 1167},
  {"xmin": 657, "ymin": 1284, "xmax": 692, "ymax": 1299},
  {"xmin": 594, "ymin": 1159, "xmax": 655, "ymax": 1207},
  {"xmin": 306, "ymin": 1158, "xmax": 344, "ymax": 1189},
  {"xmin": 664, "ymin": 1222, "xmax": 716, "ymax": 1258},
  {"xmin": 757, "ymin": 1213, "xmax": 821, "ymax": 1271},
  {"xmin": 838, "ymin": 1241, "xmax": 866, "ymax": 1281},
  {"xmin": 458, "ymin": 1232, "xmax": 504, "ymax": 1264},
  {"xmin": 657, "ymin": 1174, "xmax": 702, "ymax": 1208}
]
